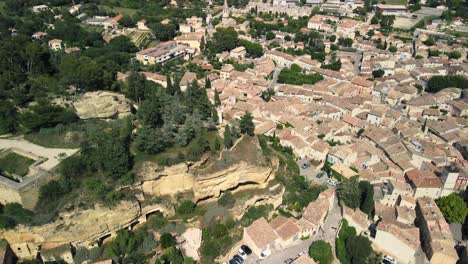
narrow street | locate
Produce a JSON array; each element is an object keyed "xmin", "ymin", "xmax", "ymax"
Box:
[{"xmin": 268, "ymin": 67, "xmax": 281, "ymax": 90}]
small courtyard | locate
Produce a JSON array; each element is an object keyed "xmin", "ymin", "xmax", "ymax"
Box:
[{"xmin": 0, "ymin": 152, "xmax": 35, "ymax": 180}]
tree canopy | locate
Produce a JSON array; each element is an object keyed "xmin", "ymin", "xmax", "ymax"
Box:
[
  {"xmin": 436, "ymin": 193, "xmax": 468, "ymax": 223},
  {"xmin": 427, "ymin": 75, "xmax": 467, "ymax": 93},
  {"xmin": 309, "ymin": 240, "xmax": 333, "ymax": 264}
]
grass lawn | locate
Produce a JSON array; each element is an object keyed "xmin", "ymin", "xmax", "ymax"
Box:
[
  {"xmin": 98, "ymin": 5, "xmax": 138, "ymax": 16},
  {"xmin": 0, "ymin": 153, "xmax": 35, "ymax": 177},
  {"xmin": 379, "ymin": 0, "xmax": 407, "ymax": 5}
]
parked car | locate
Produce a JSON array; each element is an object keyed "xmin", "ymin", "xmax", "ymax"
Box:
[
  {"xmin": 301, "ymin": 162, "xmax": 310, "ymax": 169},
  {"xmin": 238, "ymin": 248, "xmax": 247, "ymax": 259},
  {"xmin": 382, "ymin": 255, "xmax": 397, "ymax": 264},
  {"xmin": 229, "ymin": 259, "xmax": 239, "ymax": 264},
  {"xmin": 259, "ymin": 249, "xmax": 271, "ymax": 259},
  {"xmin": 241, "ymin": 245, "xmax": 252, "ymax": 255},
  {"xmin": 316, "ymin": 173, "xmax": 324, "ymax": 178},
  {"xmin": 233, "ymin": 255, "xmax": 244, "ymax": 263},
  {"xmin": 284, "ymin": 258, "xmax": 294, "ymax": 264},
  {"xmin": 327, "ymin": 179, "xmax": 337, "ymax": 186},
  {"xmin": 297, "ymin": 251, "xmax": 305, "ymax": 257}
]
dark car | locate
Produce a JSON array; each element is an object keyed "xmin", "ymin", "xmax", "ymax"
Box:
[
  {"xmin": 229, "ymin": 259, "xmax": 239, "ymax": 264},
  {"xmin": 233, "ymin": 255, "xmax": 244, "ymax": 263},
  {"xmin": 284, "ymin": 258, "xmax": 294, "ymax": 264},
  {"xmin": 241, "ymin": 245, "xmax": 252, "ymax": 255}
]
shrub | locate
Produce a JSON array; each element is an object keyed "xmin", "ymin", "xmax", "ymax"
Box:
[
  {"xmin": 177, "ymin": 200, "xmax": 196, "ymax": 215},
  {"xmin": 240, "ymin": 204, "xmax": 273, "ymax": 227},
  {"xmin": 218, "ymin": 191, "xmax": 236, "ymax": 208}
]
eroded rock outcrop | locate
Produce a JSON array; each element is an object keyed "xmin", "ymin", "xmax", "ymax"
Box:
[
  {"xmin": 140, "ymin": 136, "xmax": 277, "ymax": 202},
  {"xmin": 73, "ymin": 91, "xmax": 131, "ymax": 119},
  {"xmin": 140, "ymin": 161, "xmax": 275, "ymax": 201},
  {"xmin": 0, "ymin": 200, "xmax": 174, "ymax": 259}
]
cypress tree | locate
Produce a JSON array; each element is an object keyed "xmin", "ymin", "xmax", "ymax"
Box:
[
  {"xmin": 223, "ymin": 125, "xmax": 233, "ymax": 149},
  {"xmin": 214, "ymin": 89, "xmax": 221, "ymax": 107}
]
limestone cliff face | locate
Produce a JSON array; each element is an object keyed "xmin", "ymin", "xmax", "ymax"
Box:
[
  {"xmin": 73, "ymin": 91, "xmax": 131, "ymax": 119},
  {"xmin": 193, "ymin": 161, "xmax": 275, "ymax": 200},
  {"xmin": 0, "ymin": 200, "xmax": 174, "ymax": 258},
  {"xmin": 140, "ymin": 160, "xmax": 276, "ymax": 202},
  {"xmin": 141, "ymin": 164, "xmax": 195, "ymax": 197}
]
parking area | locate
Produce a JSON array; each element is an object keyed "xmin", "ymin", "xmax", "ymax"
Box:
[{"xmin": 297, "ymin": 159, "xmax": 334, "ymax": 188}]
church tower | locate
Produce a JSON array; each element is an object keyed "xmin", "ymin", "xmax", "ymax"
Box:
[{"xmin": 223, "ymin": 0, "xmax": 229, "ymax": 19}]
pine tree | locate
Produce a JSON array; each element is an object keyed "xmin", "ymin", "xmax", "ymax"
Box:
[
  {"xmin": 223, "ymin": 125, "xmax": 233, "ymax": 149},
  {"xmin": 240, "ymin": 111, "xmax": 255, "ymax": 136},
  {"xmin": 205, "ymin": 77, "xmax": 211, "ymax": 89}
]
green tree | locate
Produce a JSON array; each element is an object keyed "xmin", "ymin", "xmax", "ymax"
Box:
[
  {"xmin": 223, "ymin": 125, "xmax": 233, "ymax": 149},
  {"xmin": 39, "ymin": 180, "xmax": 67, "ymax": 203},
  {"xmin": 423, "ymin": 38, "xmax": 435, "ymax": 46},
  {"xmin": 19, "ymin": 102, "xmax": 77, "ymax": 133},
  {"xmin": 359, "ymin": 181, "xmax": 374, "ymax": 215},
  {"xmin": 0, "ymin": 100, "xmax": 17, "ymax": 134},
  {"xmin": 238, "ymin": 39, "xmax": 264, "ymax": 58},
  {"xmin": 160, "ymin": 233, "xmax": 177, "ymax": 249},
  {"xmin": 118, "ymin": 15, "xmax": 135, "ymax": 27},
  {"xmin": 427, "ymin": 75, "xmax": 468, "ymax": 93},
  {"xmin": 125, "ymin": 72, "xmax": 147, "ymax": 103},
  {"xmin": 266, "ymin": 31, "xmax": 275, "ymax": 40},
  {"xmin": 151, "ymin": 23, "xmax": 177, "ymax": 41},
  {"xmin": 338, "ymin": 37, "xmax": 353, "ymax": 47},
  {"xmin": 372, "ymin": 69, "xmax": 385, "ymax": 78},
  {"xmin": 177, "ymin": 200, "xmax": 195, "ymax": 215},
  {"xmin": 346, "ymin": 235, "xmax": 372, "ymax": 264},
  {"xmin": 436, "ymin": 193, "xmax": 468, "ymax": 223},
  {"xmin": 136, "ymin": 126, "xmax": 172, "ymax": 154},
  {"xmin": 309, "ymin": 240, "xmax": 333, "ymax": 264},
  {"xmin": 214, "ymin": 137, "xmax": 221, "ymax": 150},
  {"xmin": 211, "ymin": 27, "xmax": 238, "ymax": 53},
  {"xmin": 240, "ymin": 111, "xmax": 255, "ymax": 136},
  {"xmin": 107, "ymin": 36, "xmax": 138, "ymax": 53},
  {"xmin": 0, "ymin": 215, "xmax": 16, "ymax": 229},
  {"xmin": 447, "ymin": 51, "xmax": 462, "ymax": 59},
  {"xmin": 338, "ymin": 176, "xmax": 361, "ymax": 209},
  {"xmin": 2, "ymin": 203, "xmax": 33, "ymax": 225},
  {"xmin": 214, "ymin": 89, "xmax": 221, "ymax": 107}
]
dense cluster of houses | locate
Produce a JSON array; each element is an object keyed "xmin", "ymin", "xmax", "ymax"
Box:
[{"xmin": 20, "ymin": 0, "xmax": 468, "ymax": 263}]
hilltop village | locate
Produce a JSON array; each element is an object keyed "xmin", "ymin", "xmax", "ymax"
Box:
[{"xmin": 0, "ymin": 0, "xmax": 467, "ymax": 264}]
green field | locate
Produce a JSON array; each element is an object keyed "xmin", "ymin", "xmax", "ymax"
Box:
[
  {"xmin": 98, "ymin": 5, "xmax": 138, "ymax": 16},
  {"xmin": 379, "ymin": 0, "xmax": 407, "ymax": 5},
  {"xmin": 0, "ymin": 152, "xmax": 35, "ymax": 177}
]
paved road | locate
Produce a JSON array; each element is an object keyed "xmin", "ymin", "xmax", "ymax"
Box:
[
  {"xmin": 268, "ymin": 67, "xmax": 281, "ymax": 90},
  {"xmin": 335, "ymin": 50, "xmax": 363, "ymax": 76}
]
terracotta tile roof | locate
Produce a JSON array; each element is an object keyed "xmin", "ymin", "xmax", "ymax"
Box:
[
  {"xmin": 405, "ymin": 169, "xmax": 441, "ymax": 188},
  {"xmin": 269, "ymin": 216, "xmax": 301, "ymax": 241},
  {"xmin": 245, "ymin": 217, "xmax": 279, "ymax": 249}
]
